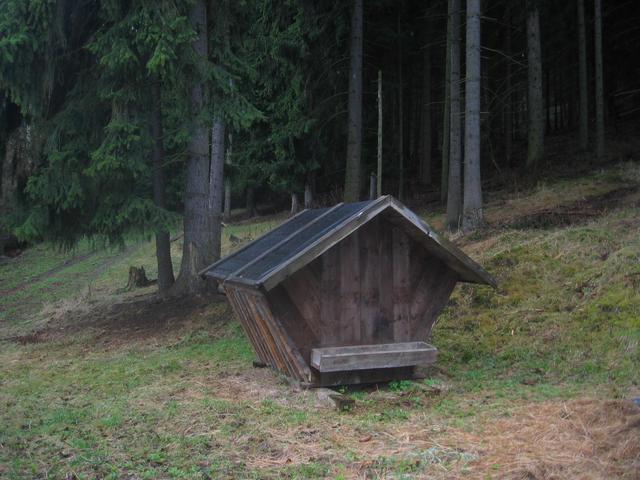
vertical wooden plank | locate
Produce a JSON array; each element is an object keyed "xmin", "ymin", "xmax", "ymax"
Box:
[
  {"xmin": 255, "ymin": 294, "xmax": 311, "ymax": 382},
  {"xmin": 376, "ymin": 219, "xmax": 394, "ymax": 342},
  {"xmin": 359, "ymin": 217, "xmax": 380, "ymax": 343},
  {"xmin": 238, "ymin": 289, "xmax": 287, "ymax": 374},
  {"xmin": 226, "ymin": 286, "xmax": 310, "ymax": 382},
  {"xmin": 320, "ymin": 246, "xmax": 341, "ymax": 345},
  {"xmin": 282, "ymin": 268, "xmax": 323, "ymax": 339},
  {"xmin": 408, "ymin": 236, "xmax": 429, "ymax": 287},
  {"xmin": 339, "ymin": 229, "xmax": 360, "ymax": 345},
  {"xmin": 252, "ymin": 296, "xmax": 297, "ymax": 379},
  {"xmin": 225, "ymin": 287, "xmax": 270, "ymax": 365},
  {"xmin": 392, "ymin": 227, "xmax": 411, "ymax": 341},
  {"xmin": 411, "ymin": 262, "xmax": 457, "ymax": 340},
  {"xmin": 268, "ymin": 285, "xmax": 318, "ymax": 363}
]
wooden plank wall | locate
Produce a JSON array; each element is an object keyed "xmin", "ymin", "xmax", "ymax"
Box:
[
  {"xmin": 225, "ymin": 286, "xmax": 311, "ymax": 382},
  {"xmin": 270, "ymin": 216, "xmax": 458, "ymax": 361}
]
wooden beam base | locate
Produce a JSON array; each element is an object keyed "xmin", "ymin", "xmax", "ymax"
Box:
[{"xmin": 311, "ymin": 366, "xmax": 417, "ymax": 387}]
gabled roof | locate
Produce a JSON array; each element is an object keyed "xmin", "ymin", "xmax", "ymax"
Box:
[{"xmin": 201, "ymin": 195, "xmax": 497, "ymax": 290}]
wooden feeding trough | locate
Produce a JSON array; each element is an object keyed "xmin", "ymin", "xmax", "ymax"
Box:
[{"xmin": 201, "ymin": 195, "xmax": 496, "ymax": 387}]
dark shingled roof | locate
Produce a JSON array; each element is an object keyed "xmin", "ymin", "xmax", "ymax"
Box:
[{"xmin": 202, "ymin": 196, "xmax": 496, "ymax": 290}]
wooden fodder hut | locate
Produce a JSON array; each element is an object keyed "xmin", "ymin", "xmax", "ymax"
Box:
[{"xmin": 202, "ymin": 196, "xmax": 496, "ymax": 387}]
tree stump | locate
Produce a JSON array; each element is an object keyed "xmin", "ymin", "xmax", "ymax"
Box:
[{"xmin": 126, "ymin": 266, "xmax": 151, "ymax": 290}]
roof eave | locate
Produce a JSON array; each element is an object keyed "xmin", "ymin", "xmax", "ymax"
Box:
[{"xmin": 385, "ymin": 198, "xmax": 497, "ymax": 288}]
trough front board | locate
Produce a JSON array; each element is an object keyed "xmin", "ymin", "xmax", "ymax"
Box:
[{"xmin": 310, "ymin": 342, "xmax": 438, "ymax": 373}]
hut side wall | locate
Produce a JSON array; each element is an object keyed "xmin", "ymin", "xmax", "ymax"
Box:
[
  {"xmin": 225, "ymin": 285, "xmax": 310, "ymax": 382},
  {"xmin": 268, "ymin": 216, "xmax": 458, "ymax": 361}
]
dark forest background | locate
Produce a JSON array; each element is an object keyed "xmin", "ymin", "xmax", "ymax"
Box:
[{"xmin": 1, "ymin": 0, "xmax": 639, "ymax": 294}]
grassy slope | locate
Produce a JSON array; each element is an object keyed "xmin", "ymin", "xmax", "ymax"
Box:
[
  {"xmin": 0, "ymin": 163, "xmax": 638, "ymax": 479},
  {"xmin": 0, "ymin": 219, "xmax": 283, "ymax": 337}
]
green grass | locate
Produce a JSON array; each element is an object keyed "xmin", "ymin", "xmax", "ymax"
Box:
[
  {"xmin": 434, "ymin": 203, "xmax": 640, "ymax": 392},
  {"xmin": 0, "ymin": 217, "xmax": 284, "ymax": 337},
  {"xmin": 1, "ymin": 163, "xmax": 639, "ymax": 478}
]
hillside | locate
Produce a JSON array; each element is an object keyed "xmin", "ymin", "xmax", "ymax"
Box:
[{"xmin": 1, "ymin": 162, "xmax": 639, "ymax": 479}]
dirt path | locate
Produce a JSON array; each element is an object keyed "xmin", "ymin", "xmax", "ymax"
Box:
[
  {"xmin": 0, "ymin": 240, "xmax": 149, "ymax": 299},
  {"xmin": 0, "ymin": 251, "xmax": 95, "ymax": 297},
  {"xmin": 4, "ymin": 290, "xmax": 229, "ymax": 345},
  {"xmin": 500, "ymin": 185, "xmax": 640, "ymax": 229},
  {"xmin": 487, "ymin": 185, "xmax": 640, "ymax": 228}
]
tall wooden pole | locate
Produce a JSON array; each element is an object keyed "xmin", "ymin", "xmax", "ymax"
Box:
[
  {"xmin": 397, "ymin": 5, "xmax": 405, "ymax": 201},
  {"xmin": 377, "ymin": 70, "xmax": 383, "ymax": 197}
]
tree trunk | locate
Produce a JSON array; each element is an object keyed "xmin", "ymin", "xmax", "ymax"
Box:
[
  {"xmin": 526, "ymin": 0, "xmax": 544, "ymax": 170},
  {"xmin": 304, "ymin": 182, "xmax": 313, "ymax": 208},
  {"xmin": 462, "ymin": 0, "xmax": 482, "ymax": 232},
  {"xmin": 290, "ymin": 192, "xmax": 299, "ymax": 215},
  {"xmin": 344, "ymin": 0, "xmax": 363, "ymax": 202},
  {"xmin": 504, "ymin": 3, "xmax": 513, "ymax": 166},
  {"xmin": 441, "ymin": 0, "xmax": 453, "ymax": 203},
  {"xmin": 421, "ymin": 26, "xmax": 432, "ymax": 185},
  {"xmin": 545, "ymin": 67, "xmax": 551, "ymax": 134},
  {"xmin": 377, "ymin": 70, "xmax": 383, "ymax": 197},
  {"xmin": 369, "ymin": 173, "xmax": 376, "ymax": 200},
  {"xmin": 594, "ymin": 0, "xmax": 604, "ymax": 158},
  {"xmin": 172, "ymin": 0, "xmax": 211, "ymax": 294},
  {"xmin": 246, "ymin": 186, "xmax": 257, "ymax": 217},
  {"xmin": 445, "ymin": 0, "xmax": 462, "ymax": 232},
  {"xmin": 553, "ymin": 65, "xmax": 562, "ymax": 133},
  {"xmin": 126, "ymin": 266, "xmax": 152, "ymax": 290},
  {"xmin": 150, "ymin": 81, "xmax": 175, "ymax": 291},
  {"xmin": 209, "ymin": 119, "xmax": 225, "ymax": 263},
  {"xmin": 223, "ymin": 131, "xmax": 232, "ymax": 222},
  {"xmin": 397, "ymin": 4, "xmax": 405, "ymax": 201}
]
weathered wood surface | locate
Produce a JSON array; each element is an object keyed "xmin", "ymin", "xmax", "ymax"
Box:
[
  {"xmin": 261, "ymin": 196, "xmax": 391, "ymax": 291},
  {"xmin": 219, "ymin": 198, "xmax": 493, "ymax": 386},
  {"xmin": 392, "ymin": 227, "xmax": 411, "ymax": 341},
  {"xmin": 386, "ymin": 197, "xmax": 496, "ymax": 286},
  {"xmin": 274, "ymin": 216, "xmax": 456, "ymax": 356},
  {"xmin": 311, "ymin": 342, "xmax": 437, "ymax": 372},
  {"xmin": 209, "ymin": 195, "xmax": 495, "ymax": 289},
  {"xmin": 312, "ymin": 366, "xmax": 417, "ymax": 387},
  {"xmin": 225, "ymin": 285, "xmax": 310, "ymax": 382}
]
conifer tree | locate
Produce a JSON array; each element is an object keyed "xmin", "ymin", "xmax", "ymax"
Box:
[
  {"xmin": 594, "ymin": 0, "xmax": 605, "ymax": 158},
  {"xmin": 344, "ymin": 0, "xmax": 364, "ymax": 202},
  {"xmin": 577, "ymin": 0, "xmax": 589, "ymax": 151},
  {"xmin": 462, "ymin": 0, "xmax": 483, "ymax": 231},
  {"xmin": 526, "ymin": 0, "xmax": 544, "ymax": 170},
  {"xmin": 446, "ymin": 0, "xmax": 462, "ymax": 232}
]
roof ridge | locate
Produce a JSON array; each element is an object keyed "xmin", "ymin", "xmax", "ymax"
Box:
[{"xmin": 203, "ymin": 195, "xmax": 495, "ymax": 290}]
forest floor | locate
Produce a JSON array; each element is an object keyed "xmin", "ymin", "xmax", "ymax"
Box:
[{"xmin": 1, "ymin": 161, "xmax": 639, "ymax": 479}]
